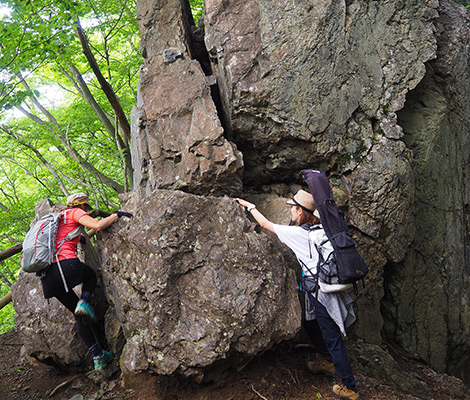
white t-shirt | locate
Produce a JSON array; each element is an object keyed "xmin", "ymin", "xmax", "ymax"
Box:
[
  {"xmin": 273, "ymin": 224, "xmax": 333, "ymax": 277},
  {"xmin": 273, "ymin": 223, "xmax": 356, "ymax": 335}
]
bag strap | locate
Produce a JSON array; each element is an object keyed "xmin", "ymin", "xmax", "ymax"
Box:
[
  {"xmin": 301, "ymin": 224, "xmax": 321, "ymax": 258},
  {"xmin": 319, "ymin": 230, "xmax": 353, "ymax": 247},
  {"xmin": 55, "ymin": 256, "xmax": 69, "ymax": 293},
  {"xmin": 53, "ymin": 209, "xmax": 80, "ymax": 293}
]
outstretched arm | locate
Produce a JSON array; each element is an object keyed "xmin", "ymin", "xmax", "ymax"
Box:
[
  {"xmin": 78, "ymin": 213, "xmax": 119, "ymax": 231},
  {"xmin": 88, "ymin": 209, "xmax": 112, "ymax": 218},
  {"xmin": 235, "ymin": 198, "xmax": 275, "ymax": 233}
]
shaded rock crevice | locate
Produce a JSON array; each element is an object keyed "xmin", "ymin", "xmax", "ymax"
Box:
[
  {"xmin": 178, "ymin": 0, "xmax": 233, "ymax": 141},
  {"xmin": 383, "ymin": 0, "xmax": 470, "ymax": 385}
]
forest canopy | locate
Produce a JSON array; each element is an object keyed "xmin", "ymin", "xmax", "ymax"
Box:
[{"xmin": 0, "ymin": 0, "xmax": 204, "ymax": 333}]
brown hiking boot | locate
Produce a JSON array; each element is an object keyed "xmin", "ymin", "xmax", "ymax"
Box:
[
  {"xmin": 306, "ymin": 359, "xmax": 335, "ymax": 376},
  {"xmin": 332, "ymin": 384, "xmax": 360, "ymax": 400}
]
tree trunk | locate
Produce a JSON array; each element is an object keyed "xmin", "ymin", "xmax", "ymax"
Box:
[
  {"xmin": 0, "ymin": 292, "xmax": 12, "ymax": 310},
  {"xmin": 63, "ymin": 64, "xmax": 117, "ymax": 137},
  {"xmin": 63, "ymin": 64, "xmax": 134, "ymax": 183},
  {"xmin": 14, "ymin": 75, "xmax": 126, "ymax": 194},
  {"xmin": 74, "ymin": 19, "xmax": 131, "ymax": 141}
]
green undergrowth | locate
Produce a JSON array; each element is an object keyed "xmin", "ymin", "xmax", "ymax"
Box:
[{"xmin": 0, "ymin": 303, "xmax": 15, "ymax": 334}]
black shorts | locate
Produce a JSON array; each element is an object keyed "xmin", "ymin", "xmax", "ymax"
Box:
[{"xmin": 40, "ymin": 258, "xmax": 97, "ymax": 299}]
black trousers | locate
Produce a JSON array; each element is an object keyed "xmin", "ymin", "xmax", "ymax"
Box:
[
  {"xmin": 304, "ymin": 300, "xmax": 357, "ymax": 391},
  {"xmin": 55, "ymin": 289, "xmax": 97, "ymax": 348},
  {"xmin": 41, "ymin": 258, "xmax": 98, "ymax": 348},
  {"xmin": 41, "ymin": 258, "xmax": 97, "ymax": 298}
]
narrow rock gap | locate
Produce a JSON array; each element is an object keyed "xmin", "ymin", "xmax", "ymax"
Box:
[
  {"xmin": 179, "ymin": 0, "xmax": 233, "ymax": 141},
  {"xmin": 380, "ymin": 259, "xmax": 400, "ymax": 344}
]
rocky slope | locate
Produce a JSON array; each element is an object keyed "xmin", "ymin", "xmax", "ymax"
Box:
[{"xmin": 2, "ymin": 329, "xmax": 469, "ymax": 400}]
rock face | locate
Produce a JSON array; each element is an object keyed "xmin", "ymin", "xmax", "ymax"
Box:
[
  {"xmin": 129, "ymin": 0, "xmax": 441, "ymax": 350},
  {"xmin": 382, "ymin": 0, "xmax": 470, "ymax": 385},
  {"xmin": 98, "ymin": 190, "xmax": 300, "ymax": 380},
  {"xmin": 131, "ymin": 0, "xmax": 243, "ymax": 202},
  {"xmin": 124, "ymin": 0, "xmax": 470, "ymax": 384},
  {"xmin": 204, "ymin": 0, "xmax": 436, "ymax": 184}
]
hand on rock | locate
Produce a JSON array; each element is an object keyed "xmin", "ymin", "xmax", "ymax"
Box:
[{"xmin": 114, "ymin": 211, "xmax": 133, "ymax": 219}]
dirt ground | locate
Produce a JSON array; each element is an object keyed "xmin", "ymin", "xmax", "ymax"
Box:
[{"xmin": 1, "ymin": 328, "xmax": 469, "ymax": 400}]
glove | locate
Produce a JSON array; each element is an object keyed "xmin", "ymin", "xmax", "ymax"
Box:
[{"xmin": 114, "ymin": 211, "xmax": 133, "ymax": 218}]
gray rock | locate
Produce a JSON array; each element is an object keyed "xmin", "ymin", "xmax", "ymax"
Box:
[
  {"xmin": 12, "ymin": 273, "xmax": 89, "ymax": 366},
  {"xmin": 202, "ymin": 0, "xmax": 437, "ymax": 345},
  {"xmin": 131, "ymin": 0, "xmax": 243, "ymax": 202},
  {"xmin": 99, "ymin": 190, "xmax": 300, "ymax": 381},
  {"xmin": 205, "ymin": 0, "xmax": 437, "ymax": 184}
]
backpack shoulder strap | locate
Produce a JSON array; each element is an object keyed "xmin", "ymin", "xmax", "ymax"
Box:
[
  {"xmin": 60, "ymin": 208, "xmax": 74, "ymax": 223},
  {"xmin": 55, "ymin": 209, "xmax": 82, "ymax": 248},
  {"xmin": 300, "ymin": 223, "xmax": 322, "ymax": 232},
  {"xmin": 301, "ymin": 224, "xmax": 322, "ymax": 259}
]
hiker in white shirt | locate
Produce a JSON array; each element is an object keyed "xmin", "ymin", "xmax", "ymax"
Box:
[{"xmin": 236, "ymin": 190, "xmax": 359, "ymax": 400}]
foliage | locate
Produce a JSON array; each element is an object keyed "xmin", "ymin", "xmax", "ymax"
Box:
[
  {"xmin": 0, "ymin": 0, "xmax": 141, "ymax": 244},
  {"xmin": 0, "ymin": 0, "xmax": 207, "ymax": 333},
  {"xmin": 190, "ymin": 0, "xmax": 204, "ymax": 25},
  {"xmin": 0, "ymin": 303, "xmax": 15, "ymax": 334},
  {"xmin": 0, "ymin": 0, "xmax": 142, "ymax": 333}
]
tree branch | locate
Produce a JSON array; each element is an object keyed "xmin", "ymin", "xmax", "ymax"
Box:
[
  {"xmin": 63, "ymin": 64, "xmax": 117, "ymax": 137},
  {"xmin": 74, "ymin": 18, "xmax": 131, "ymax": 141},
  {"xmin": 63, "ymin": 124, "xmax": 125, "ymax": 193},
  {"xmin": 12, "ymin": 74, "xmax": 126, "ymax": 194},
  {"xmin": 0, "ymin": 125, "xmax": 69, "ymax": 196}
]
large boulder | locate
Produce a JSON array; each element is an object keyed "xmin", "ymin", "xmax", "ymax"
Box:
[
  {"xmin": 99, "ymin": 190, "xmax": 301, "ymax": 381},
  {"xmin": 204, "ymin": 0, "xmax": 437, "ymax": 183},
  {"xmin": 12, "ymin": 273, "xmax": 89, "ymax": 366}
]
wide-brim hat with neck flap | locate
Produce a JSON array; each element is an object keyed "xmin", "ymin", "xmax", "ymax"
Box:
[
  {"xmin": 286, "ymin": 189, "xmax": 320, "ymax": 218},
  {"xmin": 66, "ymin": 192, "xmax": 93, "ymax": 211}
]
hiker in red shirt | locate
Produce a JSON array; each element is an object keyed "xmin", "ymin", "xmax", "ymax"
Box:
[{"xmin": 40, "ymin": 192, "xmax": 132, "ymax": 371}]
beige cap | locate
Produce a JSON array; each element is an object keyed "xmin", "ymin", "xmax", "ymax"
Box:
[
  {"xmin": 287, "ymin": 189, "xmax": 320, "ymax": 218},
  {"xmin": 66, "ymin": 192, "xmax": 92, "ymax": 210}
]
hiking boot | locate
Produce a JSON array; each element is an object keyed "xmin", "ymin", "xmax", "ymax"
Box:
[
  {"xmin": 306, "ymin": 359, "xmax": 335, "ymax": 376},
  {"xmin": 332, "ymin": 384, "xmax": 360, "ymax": 400},
  {"xmin": 93, "ymin": 350, "xmax": 113, "ymax": 370},
  {"xmin": 74, "ymin": 299, "xmax": 96, "ymax": 320}
]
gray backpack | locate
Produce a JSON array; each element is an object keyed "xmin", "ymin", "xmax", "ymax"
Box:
[{"xmin": 21, "ymin": 210, "xmax": 80, "ymax": 275}]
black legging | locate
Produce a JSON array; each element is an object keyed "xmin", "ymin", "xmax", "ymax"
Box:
[
  {"xmin": 41, "ymin": 258, "xmax": 99, "ymax": 349},
  {"xmin": 55, "ymin": 290, "xmax": 97, "ymax": 348}
]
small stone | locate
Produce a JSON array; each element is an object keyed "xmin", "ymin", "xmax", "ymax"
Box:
[{"xmin": 163, "ymin": 48, "xmax": 182, "ymax": 63}]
